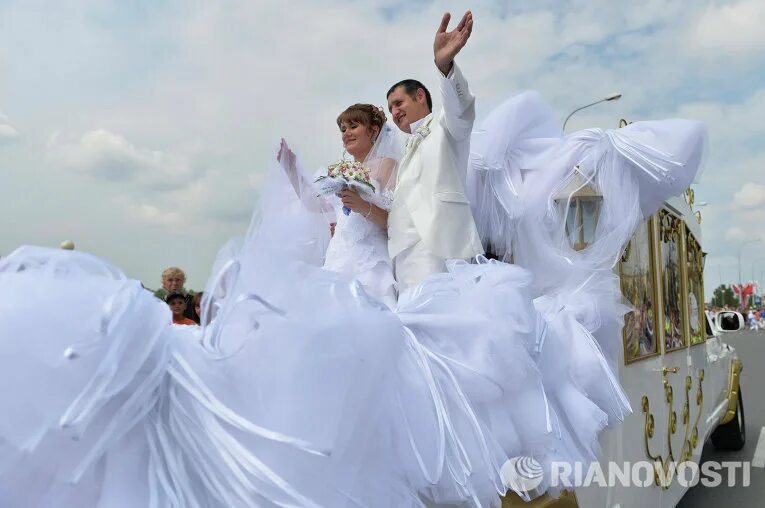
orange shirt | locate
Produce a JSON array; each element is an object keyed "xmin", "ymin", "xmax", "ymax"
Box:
[{"xmin": 173, "ymin": 316, "xmax": 197, "ymax": 326}]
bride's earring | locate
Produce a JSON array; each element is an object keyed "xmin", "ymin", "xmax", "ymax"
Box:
[{"xmin": 341, "ymin": 148, "xmax": 348, "ymax": 160}]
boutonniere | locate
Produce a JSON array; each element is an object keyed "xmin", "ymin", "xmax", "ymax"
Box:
[
  {"xmin": 405, "ymin": 118, "xmax": 433, "ymax": 153},
  {"xmin": 414, "ymin": 121, "xmax": 431, "ymax": 140}
]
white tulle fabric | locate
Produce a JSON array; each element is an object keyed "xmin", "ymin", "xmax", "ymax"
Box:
[
  {"xmin": 467, "ymin": 91, "xmax": 561, "ymax": 260},
  {"xmin": 0, "ymin": 93, "xmax": 708, "ymax": 508},
  {"xmin": 464, "ymin": 92, "xmax": 707, "ymax": 489},
  {"xmin": 0, "ymin": 248, "xmax": 332, "ymax": 508},
  {"xmin": 516, "ymin": 115, "xmax": 706, "ymax": 393},
  {"xmin": 0, "ymin": 159, "xmax": 547, "ymax": 507}
]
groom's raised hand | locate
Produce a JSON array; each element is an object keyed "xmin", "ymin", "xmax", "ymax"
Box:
[{"xmin": 434, "ymin": 11, "xmax": 473, "ymax": 76}]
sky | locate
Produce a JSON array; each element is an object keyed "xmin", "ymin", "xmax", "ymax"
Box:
[{"xmin": 1, "ymin": 0, "xmax": 764, "ymax": 297}]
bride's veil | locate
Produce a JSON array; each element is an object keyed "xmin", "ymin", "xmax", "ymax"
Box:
[{"xmin": 363, "ymin": 120, "xmax": 405, "ymax": 196}]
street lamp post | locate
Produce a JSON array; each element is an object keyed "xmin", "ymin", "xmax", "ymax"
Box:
[
  {"xmin": 562, "ymin": 93, "xmax": 623, "ymax": 132},
  {"xmin": 738, "ymin": 239, "xmax": 761, "ymax": 306},
  {"xmin": 752, "ymin": 257, "xmax": 765, "ymax": 283}
]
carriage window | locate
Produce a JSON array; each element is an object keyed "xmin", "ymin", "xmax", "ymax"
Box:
[
  {"xmin": 659, "ymin": 210, "xmax": 687, "ymax": 352},
  {"xmin": 686, "ymin": 230, "xmax": 705, "ymax": 345},
  {"xmin": 621, "ymin": 219, "xmax": 660, "ymax": 363}
]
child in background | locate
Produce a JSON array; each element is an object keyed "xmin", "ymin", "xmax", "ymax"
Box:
[{"xmin": 166, "ymin": 293, "xmax": 197, "ymax": 326}]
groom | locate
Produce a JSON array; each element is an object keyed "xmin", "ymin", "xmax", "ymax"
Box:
[{"xmin": 386, "ymin": 10, "xmax": 483, "ymax": 295}]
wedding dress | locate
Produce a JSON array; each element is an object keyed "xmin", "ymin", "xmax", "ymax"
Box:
[
  {"xmin": 0, "ymin": 94, "xmax": 706, "ymax": 507},
  {"xmin": 320, "ymin": 173, "xmax": 397, "ymax": 308}
]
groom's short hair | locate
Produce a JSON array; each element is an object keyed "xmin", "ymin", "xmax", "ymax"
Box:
[{"xmin": 387, "ymin": 80, "xmax": 432, "ymax": 112}]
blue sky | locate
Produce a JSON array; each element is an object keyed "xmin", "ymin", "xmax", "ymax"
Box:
[{"xmin": 1, "ymin": 0, "xmax": 764, "ymax": 294}]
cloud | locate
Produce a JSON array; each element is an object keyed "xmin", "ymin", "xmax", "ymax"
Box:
[
  {"xmin": 725, "ymin": 226, "xmax": 747, "ymax": 242},
  {"xmin": 687, "ymin": 0, "xmax": 765, "ymax": 56},
  {"xmin": 106, "ymin": 162, "xmax": 256, "ymax": 234},
  {"xmin": 0, "ymin": 111, "xmax": 20, "ymax": 144},
  {"xmin": 667, "ymin": 90, "xmax": 765, "ymax": 286},
  {"xmin": 118, "ymin": 200, "xmax": 185, "ymax": 228},
  {"xmin": 1, "ymin": 0, "xmax": 764, "ymax": 293},
  {"xmin": 47, "ymin": 128, "xmax": 201, "ymax": 190},
  {"xmin": 732, "ymin": 182, "xmax": 765, "ymax": 209},
  {"xmin": 740, "ymin": 209, "xmax": 765, "ymax": 222},
  {"xmin": 0, "ymin": 124, "xmax": 19, "ymax": 143}
]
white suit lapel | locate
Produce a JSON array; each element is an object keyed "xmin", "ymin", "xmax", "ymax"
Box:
[{"xmin": 397, "ymin": 116, "xmax": 434, "ymax": 185}]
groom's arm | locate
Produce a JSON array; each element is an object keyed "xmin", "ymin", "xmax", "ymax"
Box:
[
  {"xmin": 438, "ymin": 63, "xmax": 475, "ymax": 141},
  {"xmin": 433, "ymin": 11, "xmax": 475, "ymax": 141}
]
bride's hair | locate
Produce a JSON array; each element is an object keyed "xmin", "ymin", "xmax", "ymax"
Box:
[{"xmin": 336, "ymin": 104, "xmax": 387, "ymax": 132}]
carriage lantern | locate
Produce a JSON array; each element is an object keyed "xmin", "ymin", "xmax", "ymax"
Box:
[{"xmin": 554, "ymin": 169, "xmax": 603, "ymax": 251}]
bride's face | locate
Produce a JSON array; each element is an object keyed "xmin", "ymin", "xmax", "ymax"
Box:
[{"xmin": 340, "ymin": 121, "xmax": 378, "ymax": 160}]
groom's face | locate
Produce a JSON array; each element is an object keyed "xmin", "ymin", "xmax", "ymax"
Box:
[{"xmin": 387, "ymin": 86, "xmax": 429, "ymax": 134}]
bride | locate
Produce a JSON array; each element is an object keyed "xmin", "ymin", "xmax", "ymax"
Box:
[{"xmin": 277, "ymin": 103, "xmax": 401, "ymax": 308}]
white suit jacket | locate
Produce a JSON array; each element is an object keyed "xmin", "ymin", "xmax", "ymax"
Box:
[{"xmin": 388, "ymin": 63, "xmax": 484, "ymax": 260}]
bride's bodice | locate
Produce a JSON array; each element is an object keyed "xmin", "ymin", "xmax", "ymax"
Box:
[{"xmin": 324, "ymin": 182, "xmax": 393, "ymax": 269}]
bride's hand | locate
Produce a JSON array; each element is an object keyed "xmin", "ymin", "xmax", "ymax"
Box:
[
  {"xmin": 434, "ymin": 11, "xmax": 473, "ymax": 75},
  {"xmin": 277, "ymin": 138, "xmax": 297, "ymax": 172},
  {"xmin": 339, "ymin": 189, "xmax": 371, "ymax": 215}
]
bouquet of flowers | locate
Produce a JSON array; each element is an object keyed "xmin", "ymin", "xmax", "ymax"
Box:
[{"xmin": 315, "ymin": 160, "xmax": 375, "ymax": 215}]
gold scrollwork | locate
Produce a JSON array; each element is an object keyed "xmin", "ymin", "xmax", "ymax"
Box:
[
  {"xmin": 687, "ymin": 235, "xmax": 703, "ymax": 276},
  {"xmin": 685, "ymin": 188, "xmax": 695, "ymax": 207},
  {"xmin": 642, "ymin": 368, "xmax": 705, "ymax": 488},
  {"xmin": 659, "ymin": 210, "xmax": 682, "ymax": 242},
  {"xmin": 680, "ymin": 369, "xmax": 704, "ymax": 461},
  {"xmin": 686, "ymin": 229, "xmax": 705, "ymax": 346},
  {"xmin": 642, "ymin": 367, "xmax": 678, "ymax": 488},
  {"xmin": 641, "ymin": 395, "xmax": 660, "ymax": 486}
]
